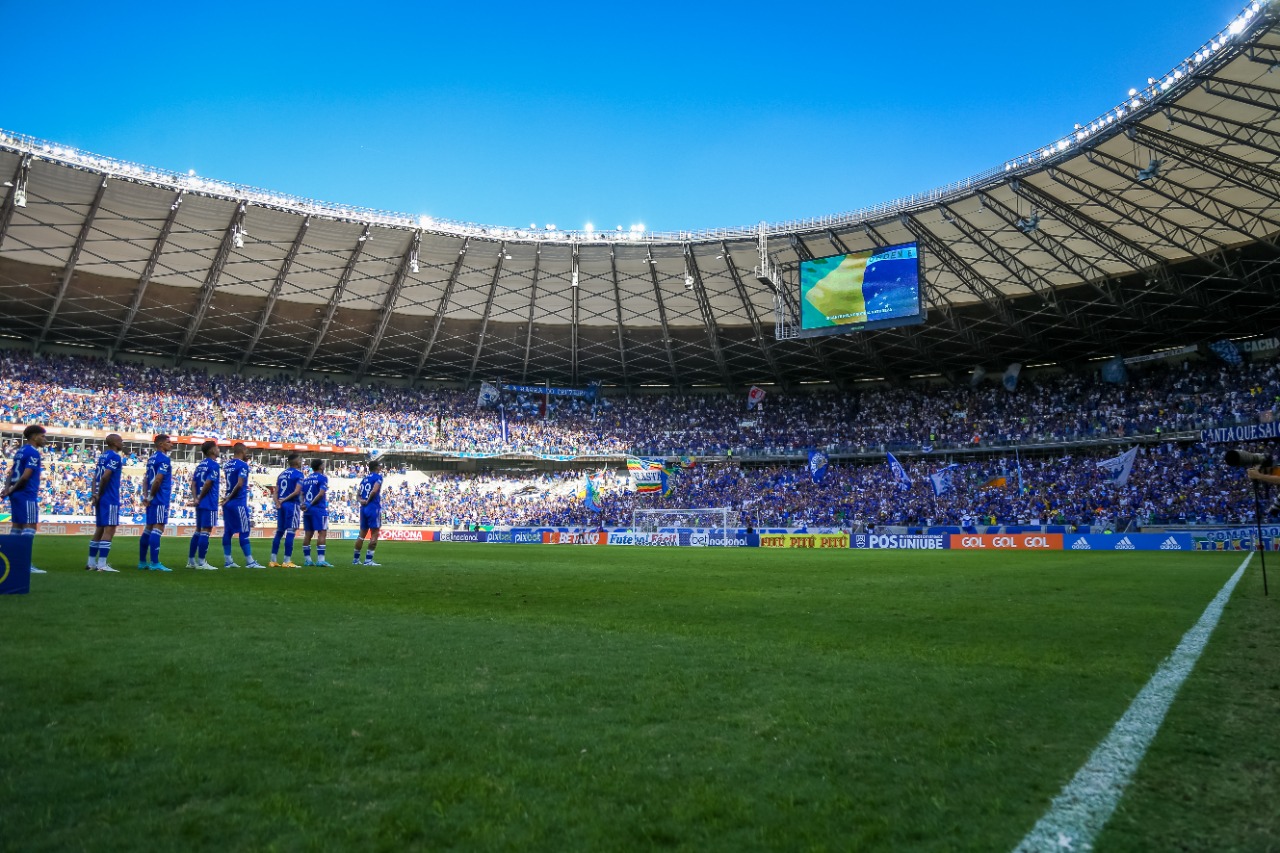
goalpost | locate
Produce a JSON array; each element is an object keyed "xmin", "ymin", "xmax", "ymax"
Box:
[{"xmin": 631, "ymin": 507, "xmax": 739, "ymax": 545}]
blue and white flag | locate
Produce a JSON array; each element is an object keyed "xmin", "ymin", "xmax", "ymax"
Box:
[
  {"xmin": 499, "ymin": 404, "xmax": 509, "ymax": 444},
  {"xmin": 929, "ymin": 464, "xmax": 959, "ymax": 496},
  {"xmin": 1100, "ymin": 355, "xmax": 1128, "ymax": 385},
  {"xmin": 477, "ymin": 381, "xmax": 501, "ymax": 408},
  {"xmin": 808, "ymin": 449, "xmax": 830, "ymax": 485},
  {"xmin": 969, "ymin": 365, "xmax": 987, "ymax": 388},
  {"xmin": 1097, "ymin": 446, "xmax": 1138, "ymax": 487},
  {"xmin": 887, "ymin": 452, "xmax": 913, "ymax": 490},
  {"xmin": 1208, "ymin": 339, "xmax": 1243, "ymax": 366},
  {"xmin": 1003, "ymin": 363, "xmax": 1022, "ymax": 392}
]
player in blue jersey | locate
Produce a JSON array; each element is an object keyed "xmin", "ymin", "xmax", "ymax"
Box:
[
  {"xmin": 186, "ymin": 440, "xmax": 221, "ymax": 570},
  {"xmin": 1, "ymin": 424, "xmax": 48, "ymax": 574},
  {"xmin": 270, "ymin": 452, "xmax": 304, "ymax": 567},
  {"xmin": 86, "ymin": 433, "xmax": 125, "ymax": 573},
  {"xmin": 221, "ymin": 442, "xmax": 264, "ymax": 568},
  {"xmin": 139, "ymin": 434, "xmax": 175, "ymax": 572},
  {"xmin": 353, "ymin": 459, "xmax": 384, "ymax": 566},
  {"xmin": 300, "ymin": 459, "xmax": 332, "ymax": 566}
]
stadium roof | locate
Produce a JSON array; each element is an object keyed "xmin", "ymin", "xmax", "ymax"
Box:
[{"xmin": 1, "ymin": 2, "xmax": 1279, "ymax": 389}]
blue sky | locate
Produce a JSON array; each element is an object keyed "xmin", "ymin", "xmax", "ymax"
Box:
[{"xmin": 7, "ymin": 1, "xmax": 1243, "ymax": 231}]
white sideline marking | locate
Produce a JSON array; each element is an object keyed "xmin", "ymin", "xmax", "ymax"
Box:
[{"xmin": 1013, "ymin": 552, "xmax": 1253, "ymax": 853}]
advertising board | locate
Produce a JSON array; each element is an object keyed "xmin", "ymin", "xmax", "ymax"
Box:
[
  {"xmin": 850, "ymin": 533, "xmax": 947, "ymax": 549},
  {"xmin": 758, "ymin": 533, "xmax": 850, "ymax": 549},
  {"xmin": 948, "ymin": 534, "xmax": 1063, "ymax": 550},
  {"xmin": 1064, "ymin": 533, "xmax": 1193, "ymax": 551}
]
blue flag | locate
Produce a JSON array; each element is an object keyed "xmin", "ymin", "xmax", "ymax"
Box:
[
  {"xmin": 887, "ymin": 452, "xmax": 913, "ymax": 490},
  {"xmin": 1100, "ymin": 356, "xmax": 1128, "ymax": 385},
  {"xmin": 808, "ymin": 450, "xmax": 830, "ymax": 485},
  {"xmin": 929, "ymin": 464, "xmax": 959, "ymax": 496},
  {"xmin": 499, "ymin": 404, "xmax": 509, "ymax": 444}
]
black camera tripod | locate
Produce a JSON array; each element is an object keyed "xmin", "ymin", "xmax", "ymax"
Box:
[{"xmin": 1251, "ymin": 480, "xmax": 1271, "ymax": 596}]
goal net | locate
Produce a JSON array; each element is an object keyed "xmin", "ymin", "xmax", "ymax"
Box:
[{"xmin": 631, "ymin": 507, "xmax": 739, "ymax": 545}]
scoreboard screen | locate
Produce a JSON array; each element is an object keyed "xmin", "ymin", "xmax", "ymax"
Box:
[{"xmin": 798, "ymin": 242, "xmax": 924, "ymax": 337}]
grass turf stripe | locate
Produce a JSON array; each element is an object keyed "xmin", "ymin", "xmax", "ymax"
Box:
[{"xmin": 1012, "ymin": 552, "xmax": 1253, "ymax": 853}]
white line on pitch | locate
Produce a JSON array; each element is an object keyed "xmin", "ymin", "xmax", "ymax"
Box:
[{"xmin": 1012, "ymin": 551, "xmax": 1253, "ymax": 853}]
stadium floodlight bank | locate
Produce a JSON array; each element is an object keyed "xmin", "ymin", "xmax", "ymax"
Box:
[{"xmin": 632, "ymin": 508, "xmax": 738, "ymax": 545}]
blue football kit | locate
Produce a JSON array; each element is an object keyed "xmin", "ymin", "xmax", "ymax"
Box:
[
  {"xmin": 192, "ymin": 458, "xmax": 221, "ymax": 529},
  {"xmin": 222, "ymin": 457, "xmax": 252, "ymax": 534},
  {"xmin": 7, "ymin": 444, "xmax": 42, "ymax": 525},
  {"xmin": 358, "ymin": 472, "xmax": 383, "ymax": 530},
  {"xmin": 92, "ymin": 448, "xmax": 123, "ymax": 527},
  {"xmin": 301, "ymin": 471, "xmax": 329, "ymax": 532},
  {"xmin": 144, "ymin": 450, "xmax": 173, "ymax": 526},
  {"xmin": 275, "ymin": 467, "xmax": 304, "ymax": 531}
]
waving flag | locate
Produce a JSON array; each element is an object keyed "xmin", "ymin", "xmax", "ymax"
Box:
[
  {"xmin": 747, "ymin": 386, "xmax": 767, "ymax": 410},
  {"xmin": 1097, "ymin": 447, "xmax": 1138, "ymax": 487},
  {"xmin": 499, "ymin": 404, "xmax": 509, "ymax": 444},
  {"xmin": 886, "ymin": 452, "xmax": 913, "ymax": 490},
  {"xmin": 929, "ymin": 464, "xmax": 959, "ymax": 496},
  {"xmin": 477, "ymin": 381, "xmax": 501, "ymax": 408},
  {"xmin": 628, "ymin": 457, "xmax": 664, "ymax": 494},
  {"xmin": 1002, "ymin": 363, "xmax": 1022, "ymax": 392},
  {"xmin": 578, "ymin": 475, "xmax": 603, "ymax": 513},
  {"xmin": 808, "ymin": 449, "xmax": 830, "ymax": 485}
]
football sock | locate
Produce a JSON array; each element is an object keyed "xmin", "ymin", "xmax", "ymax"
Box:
[
  {"xmin": 317, "ymin": 545, "xmax": 326, "ymax": 562},
  {"xmin": 188, "ymin": 533, "xmax": 199, "ymax": 560},
  {"xmin": 149, "ymin": 531, "xmax": 162, "ymax": 564},
  {"xmin": 197, "ymin": 532, "xmax": 211, "ymax": 560},
  {"xmin": 239, "ymin": 532, "xmax": 253, "ymax": 561},
  {"xmin": 96, "ymin": 541, "xmax": 111, "ymax": 568},
  {"xmin": 271, "ymin": 529, "xmax": 284, "ymax": 561},
  {"xmin": 88, "ymin": 541, "xmax": 100, "ymax": 566},
  {"xmin": 284, "ymin": 530, "xmax": 296, "ymax": 559},
  {"xmin": 303, "ymin": 545, "xmax": 311, "ymax": 562},
  {"xmin": 365, "ymin": 543, "xmax": 377, "ymax": 563},
  {"xmin": 139, "ymin": 535, "xmax": 150, "ymax": 564},
  {"xmin": 222, "ymin": 529, "xmax": 234, "ymax": 560}
]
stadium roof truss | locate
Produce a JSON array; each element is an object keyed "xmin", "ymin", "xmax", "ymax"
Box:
[{"xmin": 2, "ymin": 2, "xmax": 1279, "ymax": 388}]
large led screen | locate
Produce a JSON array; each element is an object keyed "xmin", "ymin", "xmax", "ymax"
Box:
[{"xmin": 798, "ymin": 242, "xmax": 923, "ymax": 337}]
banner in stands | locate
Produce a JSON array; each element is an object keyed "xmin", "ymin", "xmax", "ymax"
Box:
[
  {"xmin": 0, "ymin": 423, "xmax": 364, "ymax": 454},
  {"xmin": 1199, "ymin": 422, "xmax": 1280, "ymax": 444},
  {"xmin": 758, "ymin": 533, "xmax": 850, "ymax": 549},
  {"xmin": 948, "ymin": 533, "xmax": 1063, "ymax": 550},
  {"xmin": 500, "ymin": 382, "xmax": 600, "ymax": 400},
  {"xmin": 1064, "ymin": 533, "xmax": 1193, "ymax": 551},
  {"xmin": 851, "ymin": 533, "xmax": 947, "ymax": 549},
  {"xmin": 1194, "ymin": 525, "xmax": 1280, "ymax": 542}
]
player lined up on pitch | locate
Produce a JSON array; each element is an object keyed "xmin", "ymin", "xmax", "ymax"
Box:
[{"xmin": 5, "ymin": 426, "xmax": 387, "ymax": 574}]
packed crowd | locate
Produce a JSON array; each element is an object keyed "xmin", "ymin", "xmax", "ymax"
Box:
[
  {"xmin": 1, "ymin": 349, "xmax": 1278, "ymax": 457},
  {"xmin": 5, "ymin": 439, "xmax": 1261, "ymax": 529}
]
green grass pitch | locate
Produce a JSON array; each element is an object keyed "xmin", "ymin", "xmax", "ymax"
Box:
[{"xmin": 1, "ymin": 539, "xmax": 1277, "ymax": 852}]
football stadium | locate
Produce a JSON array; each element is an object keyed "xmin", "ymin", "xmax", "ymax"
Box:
[{"xmin": 2, "ymin": 2, "xmax": 1279, "ymax": 851}]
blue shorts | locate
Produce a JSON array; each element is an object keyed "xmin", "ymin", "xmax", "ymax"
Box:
[
  {"xmin": 8, "ymin": 497, "xmax": 38, "ymax": 526},
  {"xmin": 145, "ymin": 503, "xmax": 170, "ymax": 527},
  {"xmin": 359, "ymin": 506, "xmax": 381, "ymax": 531},
  {"xmin": 196, "ymin": 508, "xmax": 217, "ymax": 529},
  {"xmin": 303, "ymin": 509, "xmax": 328, "ymax": 533},
  {"xmin": 223, "ymin": 504, "xmax": 252, "ymax": 534},
  {"xmin": 276, "ymin": 503, "xmax": 300, "ymax": 531},
  {"xmin": 95, "ymin": 502, "xmax": 120, "ymax": 528}
]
